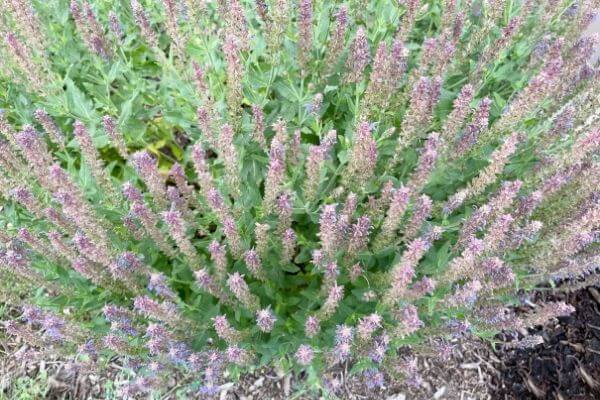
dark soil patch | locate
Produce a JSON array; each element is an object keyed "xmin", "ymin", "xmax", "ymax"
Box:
[{"xmin": 491, "ymin": 287, "xmax": 600, "ymax": 400}]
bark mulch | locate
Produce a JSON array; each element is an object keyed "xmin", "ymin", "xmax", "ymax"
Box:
[{"xmin": 490, "ymin": 286, "xmax": 600, "ymax": 400}]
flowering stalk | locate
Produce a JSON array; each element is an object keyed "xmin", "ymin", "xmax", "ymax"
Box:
[
  {"xmin": 208, "ymin": 240, "xmax": 228, "ymax": 282},
  {"xmin": 373, "ymin": 186, "xmax": 411, "ymax": 249},
  {"xmin": 297, "ymin": 0, "xmax": 313, "ymax": 69},
  {"xmin": 256, "ymin": 307, "xmax": 276, "ymax": 332},
  {"xmin": 223, "ymin": 35, "xmax": 244, "ymax": 122},
  {"xmin": 403, "ymin": 194, "xmax": 432, "ymax": 240},
  {"xmin": 454, "ymin": 98, "xmax": 492, "ymax": 156},
  {"xmin": 70, "ymin": 1, "xmax": 110, "ymax": 58},
  {"xmin": 394, "ymin": 76, "xmax": 442, "ymax": 159},
  {"xmin": 212, "ymin": 315, "xmax": 241, "ymax": 343},
  {"xmin": 346, "ymin": 121, "xmax": 377, "ymax": 187},
  {"xmin": 133, "ymin": 296, "xmax": 182, "ymax": 328},
  {"xmin": 194, "ymin": 268, "xmax": 230, "ymax": 303},
  {"xmin": 456, "ymin": 180, "xmax": 522, "ymax": 250},
  {"xmin": 346, "ymin": 216, "xmax": 371, "ymax": 259},
  {"xmin": 73, "ymin": 230, "xmax": 112, "ymax": 267},
  {"xmin": 227, "ymin": 272, "xmax": 260, "ymax": 311},
  {"xmin": 384, "ymin": 236, "xmax": 432, "ymax": 305},
  {"xmin": 324, "ymin": 5, "xmax": 348, "ymax": 74},
  {"xmin": 218, "ymin": 124, "xmax": 241, "ymax": 197},
  {"xmin": 161, "ymin": 0, "xmax": 184, "ymax": 58},
  {"xmin": 444, "ymin": 132, "xmax": 519, "ymax": 214},
  {"xmin": 251, "ymin": 105, "xmax": 267, "ymax": 150},
  {"xmin": 281, "ymin": 228, "xmax": 297, "ymax": 263},
  {"xmin": 34, "ymin": 109, "xmax": 64, "ymax": 149},
  {"xmin": 395, "ymin": 0, "xmax": 421, "ymax": 43},
  {"xmin": 304, "ymin": 130, "xmax": 337, "ymax": 202},
  {"xmin": 3, "ymin": 32, "xmax": 46, "ymax": 90},
  {"xmin": 130, "ymin": 201, "xmax": 176, "ymax": 257},
  {"xmin": 131, "ymin": 151, "xmax": 169, "ymax": 208},
  {"xmin": 244, "ymin": 249, "xmax": 266, "ymax": 281},
  {"xmin": 108, "ymin": 11, "xmax": 123, "ymax": 40},
  {"xmin": 318, "ymin": 204, "xmax": 341, "ymax": 260},
  {"xmin": 162, "ymin": 209, "xmax": 200, "ymax": 265},
  {"xmin": 406, "ymin": 132, "xmax": 442, "ymax": 194},
  {"xmin": 263, "ymin": 123, "xmax": 287, "ymax": 211},
  {"xmin": 102, "ymin": 115, "xmax": 128, "ymax": 159},
  {"xmin": 295, "ymin": 344, "xmax": 314, "ymax": 365},
  {"xmin": 73, "ymin": 121, "xmax": 114, "ymax": 195},
  {"xmin": 441, "ymin": 84, "xmax": 474, "ymax": 144},
  {"xmin": 345, "ymin": 27, "xmax": 370, "ymax": 83},
  {"xmin": 222, "ymin": 216, "xmax": 244, "ymax": 259},
  {"xmin": 131, "ymin": 0, "xmax": 159, "ymax": 49}
]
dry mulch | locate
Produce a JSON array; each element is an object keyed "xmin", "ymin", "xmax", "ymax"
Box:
[
  {"xmin": 0, "ymin": 334, "xmax": 494, "ymax": 399},
  {"xmin": 5, "ymin": 286, "xmax": 599, "ymax": 399}
]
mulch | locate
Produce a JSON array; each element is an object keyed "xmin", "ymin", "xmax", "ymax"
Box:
[
  {"xmin": 490, "ymin": 287, "xmax": 600, "ymax": 400},
  {"xmin": 2, "ymin": 286, "xmax": 599, "ymax": 399}
]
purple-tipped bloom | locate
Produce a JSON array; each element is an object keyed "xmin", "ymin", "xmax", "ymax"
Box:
[
  {"xmin": 357, "ymin": 313, "xmax": 382, "ymax": 340},
  {"xmin": 212, "ymin": 315, "xmax": 239, "ymax": 343},
  {"xmin": 162, "ymin": 208, "xmax": 199, "ymax": 264},
  {"xmin": 102, "ymin": 115, "xmax": 128, "ymax": 159},
  {"xmin": 404, "ymin": 194, "xmax": 433, "ymax": 240},
  {"xmin": 244, "ymin": 249, "xmax": 265, "ymax": 280},
  {"xmin": 281, "ymin": 228, "xmax": 297, "ymax": 263},
  {"xmin": 131, "ymin": 0, "xmax": 159, "ymax": 48},
  {"xmin": 256, "ymin": 308, "xmax": 276, "ymax": 332},
  {"xmin": 227, "ymin": 272, "xmax": 259, "ymax": 311},
  {"xmin": 295, "ymin": 344, "xmax": 314, "ymax": 366},
  {"xmin": 398, "ymin": 305, "xmax": 423, "ymax": 336},
  {"xmin": 319, "ymin": 204, "xmax": 340, "ymax": 258},
  {"xmin": 15, "ymin": 125, "xmax": 53, "ymax": 173},
  {"xmin": 298, "ymin": 0, "xmax": 313, "ymax": 67},
  {"xmin": 33, "ymin": 109, "xmax": 64, "ymax": 148},
  {"xmin": 449, "ymin": 280, "xmax": 483, "ymax": 307},
  {"xmin": 347, "ymin": 216, "xmax": 372, "ymax": 257},
  {"xmin": 345, "ymin": 27, "xmax": 370, "ymax": 83},
  {"xmin": 132, "ymin": 151, "xmax": 168, "ymax": 206},
  {"xmin": 133, "ymin": 296, "xmax": 180, "ymax": 327},
  {"xmin": 347, "ymin": 121, "xmax": 377, "ymax": 186},
  {"xmin": 22, "ymin": 305, "xmax": 44, "ymax": 325},
  {"xmin": 108, "ymin": 11, "xmax": 124, "ymax": 39},
  {"xmin": 222, "ymin": 216, "xmax": 243, "ymax": 258},
  {"xmin": 325, "ymin": 6, "xmax": 348, "ymax": 69},
  {"xmin": 148, "ymin": 273, "xmax": 177, "ymax": 300},
  {"xmin": 208, "ymin": 240, "xmax": 228, "ymax": 281},
  {"xmin": 305, "ymin": 315, "xmax": 321, "ymax": 338},
  {"xmin": 335, "ymin": 324, "xmax": 354, "ymax": 344}
]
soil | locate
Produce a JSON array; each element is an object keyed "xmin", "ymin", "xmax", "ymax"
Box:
[{"xmin": 491, "ymin": 287, "xmax": 600, "ymax": 400}]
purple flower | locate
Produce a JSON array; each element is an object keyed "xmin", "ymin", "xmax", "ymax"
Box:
[
  {"xmin": 362, "ymin": 369, "xmax": 384, "ymax": 389},
  {"xmin": 148, "ymin": 273, "xmax": 177, "ymax": 300},
  {"xmin": 357, "ymin": 313, "xmax": 382, "ymax": 340},
  {"xmin": 335, "ymin": 324, "xmax": 354, "ymax": 344},
  {"xmin": 298, "ymin": 0, "xmax": 313, "ymax": 67},
  {"xmin": 304, "ymin": 315, "xmax": 320, "ymax": 338},
  {"xmin": 347, "ymin": 121, "xmax": 377, "ymax": 186},
  {"xmin": 256, "ymin": 308, "xmax": 276, "ymax": 332},
  {"xmin": 345, "ymin": 27, "xmax": 370, "ymax": 83},
  {"xmin": 295, "ymin": 344, "xmax": 314, "ymax": 366}
]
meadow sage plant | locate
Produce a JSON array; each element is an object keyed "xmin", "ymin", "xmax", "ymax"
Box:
[{"xmin": 0, "ymin": 0, "xmax": 598, "ymax": 397}]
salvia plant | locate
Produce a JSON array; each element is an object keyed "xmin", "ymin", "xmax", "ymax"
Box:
[{"xmin": 0, "ymin": 0, "xmax": 598, "ymax": 397}]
